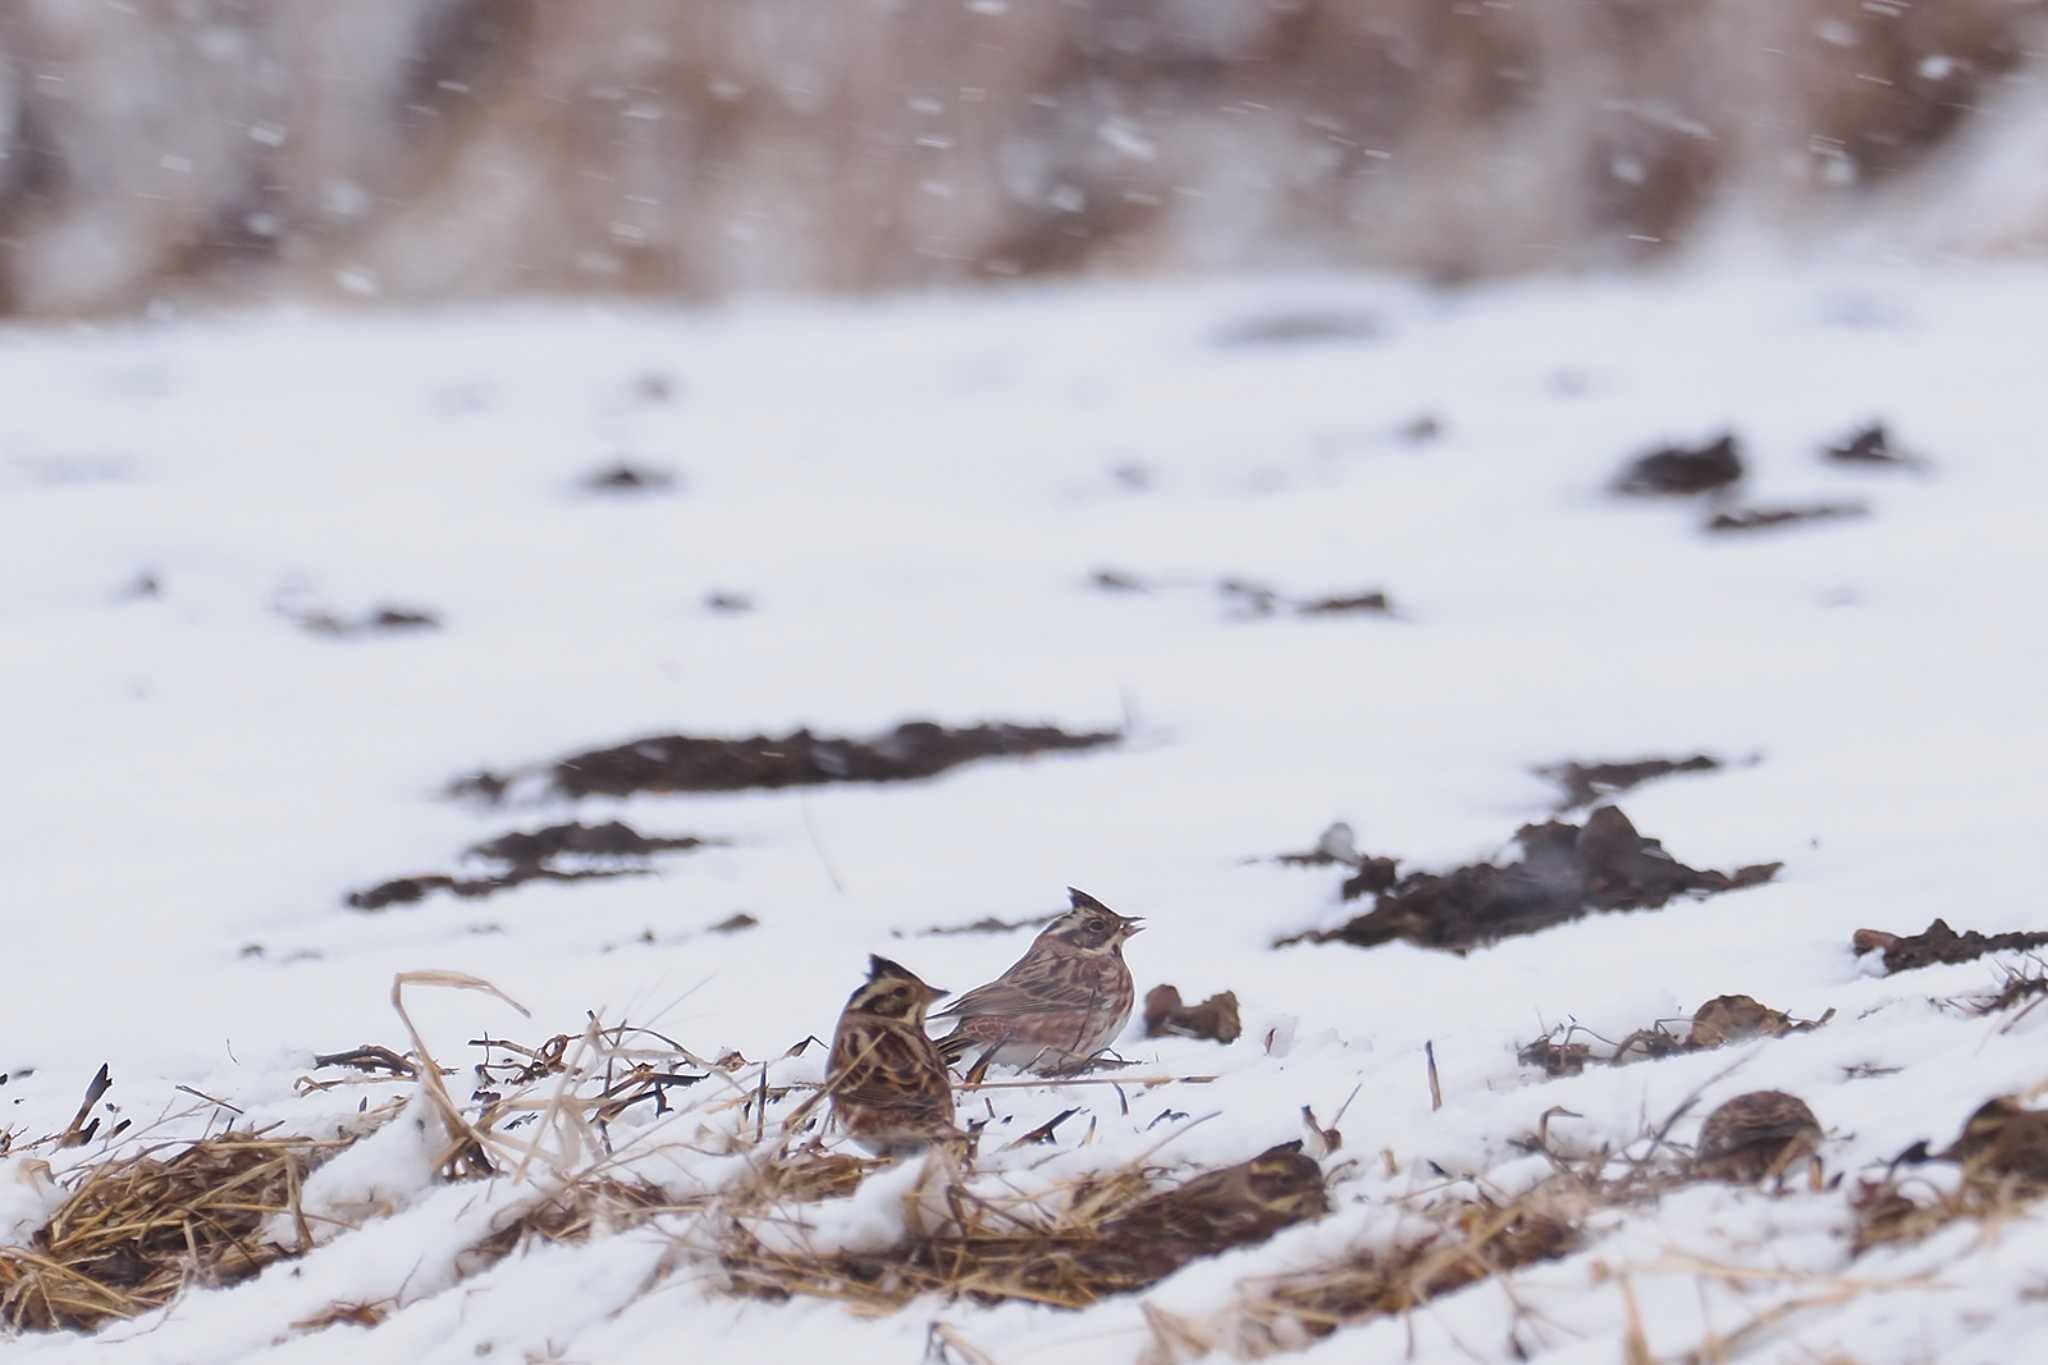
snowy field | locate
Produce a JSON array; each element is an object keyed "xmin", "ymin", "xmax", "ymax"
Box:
[{"xmin": 4, "ymin": 263, "xmax": 2047, "ymax": 1363}]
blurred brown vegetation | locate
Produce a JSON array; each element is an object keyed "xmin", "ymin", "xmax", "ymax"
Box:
[{"xmin": 0, "ymin": 0, "xmax": 2041, "ymax": 315}]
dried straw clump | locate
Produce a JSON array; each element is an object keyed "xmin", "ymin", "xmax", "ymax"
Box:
[
  {"xmin": 721, "ymin": 1141, "xmax": 1328, "ymax": 1312},
  {"xmin": 1518, "ymin": 994, "xmax": 1831, "ymax": 1079},
  {"xmin": 1221, "ymin": 1189, "xmax": 1583, "ymax": 1356},
  {"xmin": 0, "ymin": 1131, "xmax": 354, "ymax": 1331},
  {"xmin": 1970, "ymin": 962, "xmax": 2048, "ymax": 1025}
]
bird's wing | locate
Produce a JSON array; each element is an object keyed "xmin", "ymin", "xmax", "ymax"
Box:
[{"xmin": 934, "ymin": 970, "xmax": 1105, "ymax": 1020}]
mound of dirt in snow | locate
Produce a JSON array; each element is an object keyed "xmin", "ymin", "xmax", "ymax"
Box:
[
  {"xmin": 451, "ymin": 721, "xmax": 1119, "ymax": 802},
  {"xmin": 1282, "ymin": 806, "xmax": 1780, "ymax": 953}
]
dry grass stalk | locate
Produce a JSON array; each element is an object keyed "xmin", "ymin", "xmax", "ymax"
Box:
[
  {"xmin": 1970, "ymin": 962, "xmax": 2048, "ymax": 1031},
  {"xmin": 0, "ymin": 974, "xmax": 734, "ymax": 1339},
  {"xmin": 1219, "ymin": 1185, "xmax": 1584, "ymax": 1358}
]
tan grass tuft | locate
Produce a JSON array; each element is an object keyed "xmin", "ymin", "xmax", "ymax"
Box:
[{"xmin": 0, "ymin": 1130, "xmax": 356, "ymax": 1331}]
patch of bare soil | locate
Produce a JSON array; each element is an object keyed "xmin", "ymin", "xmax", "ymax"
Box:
[
  {"xmin": 1219, "ymin": 578, "xmax": 1395, "ymax": 620},
  {"xmin": 451, "ymin": 721, "xmax": 1119, "ymax": 803},
  {"xmin": 580, "ymin": 461, "xmax": 676, "ymax": 493},
  {"xmin": 1611, "ymin": 433, "xmax": 1743, "ymax": 496},
  {"xmin": 1279, "ymin": 806, "xmax": 1780, "ymax": 953},
  {"xmin": 1087, "ymin": 568, "xmax": 1150, "ymax": 593},
  {"xmin": 1255, "ymin": 822, "xmax": 1403, "ymax": 894},
  {"xmin": 347, "ymin": 820, "xmax": 719, "ymax": 911},
  {"xmin": 1853, "ymin": 919, "xmax": 2048, "ymax": 973},
  {"xmin": 1706, "ymin": 502, "xmax": 1868, "ymax": 534},
  {"xmin": 1536, "ymin": 753, "xmax": 1726, "ymax": 812},
  {"xmin": 1824, "ymin": 421, "xmax": 1922, "ymax": 469},
  {"xmin": 346, "ymin": 866, "xmax": 648, "ymax": 911},
  {"xmin": 295, "ymin": 605, "xmax": 441, "ymax": 637},
  {"xmin": 1394, "ymin": 413, "xmax": 1443, "ymax": 444},
  {"xmin": 1294, "ymin": 590, "xmax": 1392, "ymax": 616},
  {"xmin": 902, "ymin": 911, "xmax": 1062, "ymax": 938},
  {"xmin": 465, "ymin": 821, "xmax": 711, "ymax": 864}
]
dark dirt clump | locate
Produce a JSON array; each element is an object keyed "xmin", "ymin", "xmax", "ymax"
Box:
[
  {"xmin": 1854, "ymin": 919, "xmax": 2048, "ymax": 974},
  {"xmin": 346, "ymin": 867, "xmax": 647, "ymax": 911},
  {"xmin": 297, "ymin": 605, "xmax": 440, "ymax": 637},
  {"xmin": 1395, "ymin": 413, "xmax": 1442, "ymax": 444},
  {"xmin": 703, "ymin": 591, "xmax": 753, "ymax": 613},
  {"xmin": 348, "ymin": 819, "xmax": 716, "ymax": 910},
  {"xmin": 1281, "ymin": 806, "xmax": 1779, "ymax": 953},
  {"xmin": 465, "ymin": 820, "xmax": 714, "ymax": 866},
  {"xmin": 1259, "ymin": 822, "xmax": 1402, "ymax": 892},
  {"xmin": 632, "ymin": 371, "xmax": 678, "ymax": 403},
  {"xmin": 1296, "ymin": 591, "xmax": 1391, "ymax": 616},
  {"xmin": 581, "ymin": 462, "xmax": 675, "ymax": 493},
  {"xmin": 1338, "ymin": 857, "xmax": 1401, "ymax": 898},
  {"xmin": 1537, "ymin": 754, "xmax": 1724, "ymax": 812},
  {"xmin": 1143, "ymin": 985, "xmax": 1242, "ymax": 1043},
  {"xmin": 904, "ymin": 911, "xmax": 1061, "ymax": 939},
  {"xmin": 1218, "ymin": 577, "xmax": 1284, "ymax": 616},
  {"xmin": 1706, "ymin": 503, "xmax": 1867, "ymax": 534},
  {"xmin": 1611, "ymin": 432, "xmax": 1742, "ymax": 496},
  {"xmin": 1824, "ymin": 422, "xmax": 1918, "ymax": 469},
  {"xmin": 1219, "ymin": 578, "xmax": 1396, "ymax": 620},
  {"xmin": 452, "ymin": 720, "xmax": 1119, "ymax": 803}
]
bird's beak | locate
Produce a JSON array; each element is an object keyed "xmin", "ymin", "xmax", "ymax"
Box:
[
  {"xmin": 1122, "ymin": 919, "xmax": 1146, "ymax": 936},
  {"xmin": 929, "ymin": 985, "xmax": 952, "ymax": 1001}
]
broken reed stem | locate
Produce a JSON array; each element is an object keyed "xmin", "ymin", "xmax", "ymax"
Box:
[
  {"xmin": 1620, "ymin": 1274, "xmax": 1654, "ymax": 1365},
  {"xmin": 390, "ymin": 969, "xmax": 530, "ymax": 1175},
  {"xmin": 1426, "ymin": 1042, "xmax": 1443, "ymax": 1113}
]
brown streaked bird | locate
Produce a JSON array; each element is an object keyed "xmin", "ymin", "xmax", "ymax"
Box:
[
  {"xmin": 826, "ymin": 955, "xmax": 959, "ymax": 1157},
  {"xmin": 1062, "ymin": 1142, "xmax": 1330, "ymax": 1292},
  {"xmin": 1693, "ymin": 1090, "xmax": 1824, "ymax": 1185},
  {"xmin": 1937, "ymin": 1097, "xmax": 2048, "ymax": 1182},
  {"xmin": 1114, "ymin": 1141, "xmax": 1330, "ymax": 1250},
  {"xmin": 934, "ymin": 888, "xmax": 1143, "ymax": 1075}
]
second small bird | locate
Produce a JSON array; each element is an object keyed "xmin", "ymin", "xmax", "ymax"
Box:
[{"xmin": 934, "ymin": 888, "xmax": 1143, "ymax": 1075}]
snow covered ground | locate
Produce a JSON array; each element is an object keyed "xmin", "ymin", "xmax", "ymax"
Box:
[{"xmin": 3, "ymin": 262, "xmax": 2046, "ymax": 1363}]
